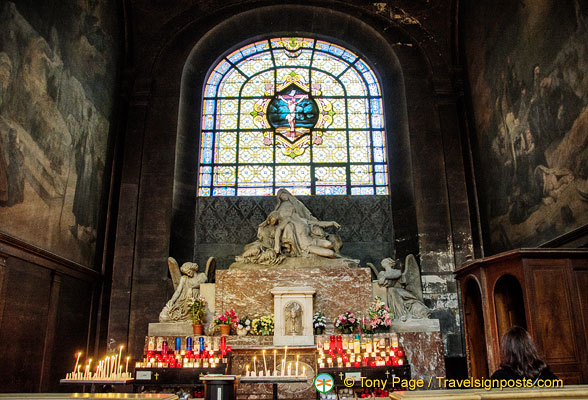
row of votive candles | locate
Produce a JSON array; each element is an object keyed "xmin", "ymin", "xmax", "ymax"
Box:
[
  {"xmin": 317, "ymin": 346, "xmax": 406, "ymax": 369},
  {"xmin": 244, "ymin": 348, "xmax": 306, "ymax": 377},
  {"xmin": 147, "ymin": 336, "xmax": 228, "ymax": 354},
  {"xmin": 317, "ymin": 334, "xmax": 399, "ymax": 355},
  {"xmin": 63, "ymin": 346, "xmax": 131, "ymax": 381},
  {"xmin": 135, "ymin": 349, "xmax": 230, "ymax": 369}
]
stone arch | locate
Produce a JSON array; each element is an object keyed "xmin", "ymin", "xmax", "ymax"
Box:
[{"xmin": 166, "ymin": 4, "xmax": 440, "ymax": 262}]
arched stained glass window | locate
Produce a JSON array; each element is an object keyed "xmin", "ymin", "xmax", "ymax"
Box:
[{"xmin": 198, "ymin": 37, "xmax": 388, "ymax": 196}]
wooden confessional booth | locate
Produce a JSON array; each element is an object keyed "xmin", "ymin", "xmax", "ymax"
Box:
[{"xmin": 455, "ymin": 249, "xmax": 588, "ymax": 384}]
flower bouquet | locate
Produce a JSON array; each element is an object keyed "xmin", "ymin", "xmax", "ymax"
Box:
[
  {"xmin": 366, "ymin": 296, "xmax": 392, "ymax": 333},
  {"xmin": 334, "ymin": 311, "xmax": 359, "ymax": 334},
  {"xmin": 313, "ymin": 311, "xmax": 327, "ymax": 335},
  {"xmin": 251, "ymin": 314, "xmax": 274, "ymax": 336},
  {"xmin": 236, "ymin": 316, "xmax": 252, "ymax": 336}
]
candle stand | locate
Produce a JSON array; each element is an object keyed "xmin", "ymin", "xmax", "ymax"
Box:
[
  {"xmin": 59, "ymin": 378, "xmax": 134, "ymax": 394},
  {"xmin": 239, "ymin": 376, "xmax": 307, "ymax": 400}
]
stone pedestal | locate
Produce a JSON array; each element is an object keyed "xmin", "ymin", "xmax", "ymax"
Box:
[
  {"xmin": 216, "ymin": 266, "xmax": 372, "ymax": 331},
  {"xmin": 271, "ymin": 287, "xmax": 315, "ymax": 346}
]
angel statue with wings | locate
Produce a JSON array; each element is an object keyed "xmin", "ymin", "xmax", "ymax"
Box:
[
  {"xmin": 368, "ymin": 255, "xmax": 431, "ymax": 320},
  {"xmin": 158, "ymin": 257, "xmax": 216, "ymax": 322}
]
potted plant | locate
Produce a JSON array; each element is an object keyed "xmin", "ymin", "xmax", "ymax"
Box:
[
  {"xmin": 367, "ymin": 296, "xmax": 392, "ymax": 333},
  {"xmin": 251, "ymin": 314, "xmax": 274, "ymax": 336},
  {"xmin": 214, "ymin": 309, "xmax": 239, "ymax": 335},
  {"xmin": 187, "ymin": 296, "xmax": 207, "ymax": 334},
  {"xmin": 334, "ymin": 311, "xmax": 359, "ymax": 334},
  {"xmin": 313, "ymin": 311, "xmax": 327, "ymax": 335},
  {"xmin": 236, "ymin": 316, "xmax": 251, "ymax": 336}
]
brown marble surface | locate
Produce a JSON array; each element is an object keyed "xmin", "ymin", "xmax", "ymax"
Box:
[{"xmin": 216, "ymin": 266, "xmax": 372, "ymax": 331}]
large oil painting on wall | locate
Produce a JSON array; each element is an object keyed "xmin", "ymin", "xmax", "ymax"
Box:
[
  {"xmin": 463, "ymin": 0, "xmax": 588, "ymax": 253},
  {"xmin": 0, "ymin": 1, "xmax": 119, "ymax": 267}
]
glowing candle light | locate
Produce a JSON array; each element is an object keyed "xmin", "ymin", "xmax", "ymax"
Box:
[
  {"xmin": 118, "ymin": 346, "xmax": 123, "ymax": 376},
  {"xmin": 246, "ymin": 364, "xmax": 250, "ymax": 376},
  {"xmin": 253, "ymin": 356, "xmax": 257, "ymax": 376},
  {"xmin": 262, "ymin": 350, "xmax": 268, "ymax": 376},
  {"xmin": 73, "ymin": 352, "xmax": 82, "ymax": 375},
  {"xmin": 302, "ymin": 366, "xmax": 306, "ymax": 376},
  {"xmin": 296, "ymin": 354, "xmax": 299, "ymax": 376},
  {"xmin": 125, "ymin": 356, "xmax": 130, "ymax": 374},
  {"xmin": 273, "ymin": 349, "xmax": 277, "ymax": 375}
]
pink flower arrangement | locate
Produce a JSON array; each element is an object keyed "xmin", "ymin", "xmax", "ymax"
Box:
[
  {"xmin": 213, "ymin": 309, "xmax": 240, "ymax": 327},
  {"xmin": 334, "ymin": 311, "xmax": 359, "ymax": 333},
  {"xmin": 365, "ymin": 297, "xmax": 392, "ymax": 332}
]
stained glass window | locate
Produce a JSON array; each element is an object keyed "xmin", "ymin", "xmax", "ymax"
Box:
[{"xmin": 198, "ymin": 37, "xmax": 388, "ymax": 196}]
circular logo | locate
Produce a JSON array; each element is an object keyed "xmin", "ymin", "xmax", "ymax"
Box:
[{"xmin": 314, "ymin": 373, "xmax": 334, "ymax": 393}]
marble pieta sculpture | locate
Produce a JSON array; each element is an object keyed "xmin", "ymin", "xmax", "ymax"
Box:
[
  {"xmin": 235, "ymin": 188, "xmax": 357, "ymax": 267},
  {"xmin": 368, "ymin": 255, "xmax": 431, "ymax": 320},
  {"xmin": 158, "ymin": 257, "xmax": 216, "ymax": 322}
]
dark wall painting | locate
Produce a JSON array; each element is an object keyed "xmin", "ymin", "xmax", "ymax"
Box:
[
  {"xmin": 462, "ymin": 0, "xmax": 588, "ymax": 253},
  {"xmin": 0, "ymin": 0, "xmax": 120, "ymax": 267}
]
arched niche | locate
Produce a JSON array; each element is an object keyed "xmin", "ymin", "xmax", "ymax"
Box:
[
  {"xmin": 171, "ymin": 5, "xmax": 429, "ymax": 263},
  {"xmin": 463, "ymin": 277, "xmax": 489, "ymax": 378},
  {"xmin": 493, "ymin": 274, "xmax": 526, "ymax": 340}
]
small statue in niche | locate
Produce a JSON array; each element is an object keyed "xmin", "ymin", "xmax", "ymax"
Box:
[
  {"xmin": 368, "ymin": 255, "xmax": 431, "ymax": 320},
  {"xmin": 158, "ymin": 257, "xmax": 215, "ymax": 322},
  {"xmin": 284, "ymin": 301, "xmax": 303, "ymax": 335}
]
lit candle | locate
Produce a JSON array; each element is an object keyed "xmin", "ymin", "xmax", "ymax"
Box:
[
  {"xmin": 302, "ymin": 366, "xmax": 306, "ymax": 377},
  {"xmin": 273, "ymin": 349, "xmax": 277, "ymax": 376},
  {"xmin": 253, "ymin": 356, "xmax": 257, "ymax": 376},
  {"xmin": 287, "ymin": 362, "xmax": 292, "ymax": 377},
  {"xmin": 246, "ymin": 364, "xmax": 250, "ymax": 376},
  {"xmin": 118, "ymin": 365, "xmax": 122, "ymax": 378},
  {"xmin": 262, "ymin": 350, "xmax": 268, "ymax": 376},
  {"xmin": 281, "ymin": 359, "xmax": 285, "ymax": 376},
  {"xmin": 296, "ymin": 354, "xmax": 299, "ymax": 376},
  {"xmin": 125, "ymin": 357, "xmax": 130, "ymax": 375},
  {"xmin": 118, "ymin": 346, "xmax": 123, "ymax": 376},
  {"xmin": 73, "ymin": 352, "xmax": 82, "ymax": 375},
  {"xmin": 88, "ymin": 359, "xmax": 92, "ymax": 379}
]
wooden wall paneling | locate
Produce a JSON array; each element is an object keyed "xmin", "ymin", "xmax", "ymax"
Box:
[
  {"xmin": 0, "ymin": 257, "xmax": 52, "ymax": 392},
  {"xmin": 0, "ymin": 254, "xmax": 6, "ymax": 325},
  {"xmin": 527, "ymin": 261, "xmax": 577, "ymax": 366},
  {"xmin": 39, "ymin": 273, "xmax": 62, "ymax": 391},
  {"xmin": 49, "ymin": 275, "xmax": 95, "ymax": 392},
  {"xmin": 462, "ymin": 276, "xmax": 489, "ymax": 378},
  {"xmin": 0, "ymin": 237, "xmax": 101, "ymax": 393},
  {"xmin": 571, "ymin": 258, "xmax": 588, "ymax": 382}
]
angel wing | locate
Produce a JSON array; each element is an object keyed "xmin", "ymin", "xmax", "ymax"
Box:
[
  {"xmin": 366, "ymin": 262, "xmax": 380, "ymax": 280},
  {"xmin": 403, "ymin": 254, "xmax": 424, "ymax": 302},
  {"xmin": 205, "ymin": 256, "xmax": 216, "ymax": 283},
  {"xmin": 168, "ymin": 257, "xmax": 181, "ymax": 290}
]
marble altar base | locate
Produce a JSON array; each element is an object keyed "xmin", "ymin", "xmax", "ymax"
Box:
[
  {"xmin": 216, "ymin": 266, "xmax": 372, "ymax": 330},
  {"xmin": 148, "ymin": 322, "xmax": 194, "ymax": 336}
]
